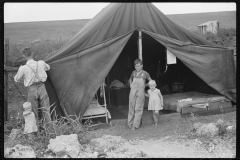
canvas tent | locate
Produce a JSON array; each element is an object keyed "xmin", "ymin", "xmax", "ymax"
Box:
[{"xmin": 44, "ymin": 3, "xmax": 236, "ymax": 119}]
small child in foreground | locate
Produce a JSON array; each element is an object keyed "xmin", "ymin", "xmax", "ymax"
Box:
[
  {"xmin": 22, "ymin": 102, "xmax": 38, "ymax": 140},
  {"xmin": 145, "ymin": 80, "xmax": 163, "ymax": 126}
]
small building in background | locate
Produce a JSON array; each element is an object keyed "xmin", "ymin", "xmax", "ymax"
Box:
[{"xmin": 197, "ymin": 20, "xmax": 219, "ymax": 35}]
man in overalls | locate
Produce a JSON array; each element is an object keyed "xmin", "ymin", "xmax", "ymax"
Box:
[
  {"xmin": 14, "ymin": 47, "xmax": 52, "ymax": 132},
  {"xmin": 128, "ymin": 59, "xmax": 152, "ymax": 130}
]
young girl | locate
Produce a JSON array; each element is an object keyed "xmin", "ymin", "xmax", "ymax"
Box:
[
  {"xmin": 22, "ymin": 102, "xmax": 38, "ymax": 139},
  {"xmin": 145, "ymin": 80, "xmax": 163, "ymax": 126},
  {"xmin": 128, "ymin": 59, "xmax": 152, "ymax": 130}
]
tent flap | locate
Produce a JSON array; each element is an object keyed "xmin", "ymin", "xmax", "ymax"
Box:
[
  {"xmin": 47, "ymin": 32, "xmax": 133, "ymax": 118},
  {"xmin": 143, "ymin": 30, "xmax": 236, "ymax": 102}
]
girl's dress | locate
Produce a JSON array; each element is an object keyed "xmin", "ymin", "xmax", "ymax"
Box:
[
  {"xmin": 23, "ymin": 111, "xmax": 38, "ymax": 134},
  {"xmin": 148, "ymin": 88, "xmax": 163, "ymax": 110}
]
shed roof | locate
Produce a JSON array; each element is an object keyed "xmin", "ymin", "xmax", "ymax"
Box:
[{"xmin": 198, "ymin": 20, "xmax": 219, "ymax": 27}]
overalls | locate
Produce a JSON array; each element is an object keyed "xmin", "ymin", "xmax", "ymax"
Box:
[
  {"xmin": 127, "ymin": 72, "xmax": 145, "ymax": 129},
  {"xmin": 27, "ymin": 83, "xmax": 50, "ymax": 122},
  {"xmin": 26, "ymin": 62, "xmax": 52, "ymax": 131}
]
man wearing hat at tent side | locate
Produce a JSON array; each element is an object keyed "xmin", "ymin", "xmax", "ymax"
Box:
[{"xmin": 14, "ymin": 47, "xmax": 52, "ymax": 129}]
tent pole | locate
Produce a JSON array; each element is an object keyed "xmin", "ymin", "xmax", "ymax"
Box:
[
  {"xmin": 102, "ymin": 82, "xmax": 108, "ymax": 123},
  {"xmin": 138, "ymin": 30, "xmax": 142, "ymax": 60},
  {"xmin": 107, "ymin": 74, "xmax": 111, "ymax": 108}
]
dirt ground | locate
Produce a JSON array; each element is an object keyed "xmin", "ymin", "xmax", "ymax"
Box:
[
  {"xmin": 89, "ymin": 111, "xmax": 236, "ymax": 158},
  {"xmin": 4, "ymin": 99, "xmax": 237, "ymax": 158}
]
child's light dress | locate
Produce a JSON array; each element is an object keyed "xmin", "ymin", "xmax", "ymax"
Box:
[
  {"xmin": 148, "ymin": 88, "xmax": 163, "ymax": 110},
  {"xmin": 23, "ymin": 110, "xmax": 38, "ymax": 134}
]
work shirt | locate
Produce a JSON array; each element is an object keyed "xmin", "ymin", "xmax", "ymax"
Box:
[
  {"xmin": 14, "ymin": 59, "xmax": 50, "ymax": 87},
  {"xmin": 130, "ymin": 70, "xmax": 151, "ymax": 84}
]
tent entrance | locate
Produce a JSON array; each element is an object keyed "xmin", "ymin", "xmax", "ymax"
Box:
[
  {"xmin": 107, "ymin": 30, "xmax": 167, "ymax": 87},
  {"xmin": 108, "ymin": 30, "xmax": 138, "ymax": 84},
  {"xmin": 141, "ymin": 31, "xmax": 166, "ymax": 88},
  {"xmin": 106, "ymin": 30, "xmax": 167, "ymax": 108},
  {"xmin": 106, "ymin": 30, "xmax": 220, "ymax": 109},
  {"xmin": 142, "ymin": 32, "xmax": 220, "ymax": 95}
]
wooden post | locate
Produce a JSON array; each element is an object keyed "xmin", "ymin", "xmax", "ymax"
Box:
[
  {"xmin": 4, "ymin": 66, "xmax": 18, "ymax": 72},
  {"xmin": 102, "ymin": 82, "xmax": 108, "ymax": 123},
  {"xmin": 138, "ymin": 30, "xmax": 142, "ymax": 60},
  {"xmin": 4, "ymin": 38, "xmax": 9, "ymax": 121},
  {"xmin": 107, "ymin": 75, "xmax": 111, "ymax": 108}
]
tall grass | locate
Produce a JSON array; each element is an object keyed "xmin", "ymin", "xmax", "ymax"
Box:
[
  {"xmin": 5, "ymin": 102, "xmax": 92, "ymax": 152},
  {"xmin": 7, "ymin": 38, "xmax": 69, "ymax": 67}
]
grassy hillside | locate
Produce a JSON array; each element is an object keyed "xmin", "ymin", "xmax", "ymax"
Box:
[
  {"xmin": 4, "ymin": 11, "xmax": 236, "ymax": 43},
  {"xmin": 167, "ymin": 11, "xmax": 236, "ymax": 31},
  {"xmin": 4, "ymin": 19, "xmax": 89, "ymax": 43}
]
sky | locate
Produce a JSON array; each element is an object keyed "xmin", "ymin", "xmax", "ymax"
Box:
[{"xmin": 4, "ymin": 2, "xmax": 236, "ymax": 23}]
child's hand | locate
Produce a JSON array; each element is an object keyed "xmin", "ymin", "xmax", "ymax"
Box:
[{"xmin": 23, "ymin": 110, "xmax": 31, "ymax": 116}]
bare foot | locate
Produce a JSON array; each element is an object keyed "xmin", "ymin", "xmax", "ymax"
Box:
[{"xmin": 127, "ymin": 125, "xmax": 132, "ymax": 129}]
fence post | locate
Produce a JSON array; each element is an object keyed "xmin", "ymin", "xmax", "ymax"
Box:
[{"xmin": 4, "ymin": 38, "xmax": 9, "ymax": 121}]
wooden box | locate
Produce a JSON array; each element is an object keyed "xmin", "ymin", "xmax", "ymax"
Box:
[
  {"xmin": 181, "ymin": 106, "xmax": 207, "ymax": 114},
  {"xmin": 172, "ymin": 82, "xmax": 185, "ymax": 93},
  {"xmin": 110, "ymin": 87, "xmax": 130, "ymax": 107},
  {"xmin": 181, "ymin": 100, "xmax": 235, "ymax": 118},
  {"xmin": 208, "ymin": 100, "xmax": 232, "ymax": 110}
]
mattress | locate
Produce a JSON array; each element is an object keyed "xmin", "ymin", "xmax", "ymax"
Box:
[{"xmin": 163, "ymin": 92, "xmax": 229, "ymax": 112}]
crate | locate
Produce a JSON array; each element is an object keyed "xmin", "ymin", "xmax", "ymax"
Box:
[
  {"xmin": 181, "ymin": 105, "xmax": 208, "ymax": 114},
  {"xmin": 181, "ymin": 106, "xmax": 236, "ymax": 118},
  {"xmin": 208, "ymin": 100, "xmax": 232, "ymax": 110},
  {"xmin": 172, "ymin": 82, "xmax": 185, "ymax": 93},
  {"xmin": 110, "ymin": 87, "xmax": 130, "ymax": 107},
  {"xmin": 181, "ymin": 100, "xmax": 234, "ymax": 118}
]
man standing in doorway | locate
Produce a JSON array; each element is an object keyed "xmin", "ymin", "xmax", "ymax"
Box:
[{"xmin": 14, "ymin": 47, "xmax": 52, "ymax": 131}]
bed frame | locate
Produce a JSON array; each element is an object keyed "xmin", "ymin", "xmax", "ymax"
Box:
[
  {"xmin": 162, "ymin": 92, "xmax": 235, "ymax": 118},
  {"xmin": 82, "ymin": 82, "xmax": 110, "ymax": 124},
  {"xmin": 181, "ymin": 99, "xmax": 235, "ymax": 118}
]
